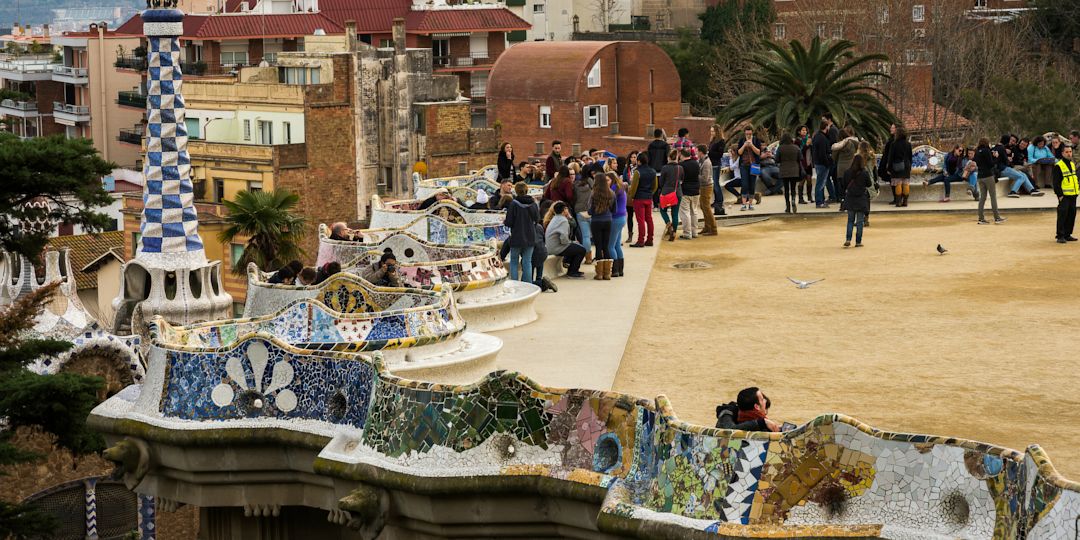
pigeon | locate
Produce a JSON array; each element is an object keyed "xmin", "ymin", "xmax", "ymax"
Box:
[
  {"xmin": 937, "ymin": 244, "xmax": 948, "ymax": 255},
  {"xmin": 787, "ymin": 277, "xmax": 824, "ymax": 289}
]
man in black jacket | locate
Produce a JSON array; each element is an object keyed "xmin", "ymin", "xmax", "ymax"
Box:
[
  {"xmin": 1054, "ymin": 145, "xmax": 1078, "ymax": 243},
  {"xmin": 715, "ymin": 387, "xmax": 779, "ymax": 432},
  {"xmin": 677, "ymin": 149, "xmax": 701, "ymax": 239},
  {"xmin": 975, "ymin": 138, "xmax": 1005, "ymax": 224},
  {"xmin": 647, "ymin": 129, "xmax": 670, "ymax": 207},
  {"xmin": 811, "ymin": 122, "xmax": 832, "ymax": 208}
]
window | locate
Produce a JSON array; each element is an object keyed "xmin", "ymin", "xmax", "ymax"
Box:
[
  {"xmin": 213, "ymin": 178, "xmax": 225, "ymax": 202},
  {"xmin": 586, "ymin": 60, "xmax": 601, "ymax": 87},
  {"xmin": 816, "ymin": 23, "xmax": 827, "ymax": 38},
  {"xmin": 877, "ymin": 6, "xmax": 889, "ymax": 24},
  {"xmin": 230, "ymin": 243, "xmax": 244, "ymax": 266},
  {"xmin": 279, "ymin": 67, "xmax": 320, "ymax": 85},
  {"xmin": 539, "ymin": 105, "xmax": 551, "ymax": 128},
  {"xmin": 283, "ymin": 121, "xmax": 292, "ymax": 144},
  {"xmin": 648, "ymin": 69, "xmax": 654, "ymax": 92},
  {"xmin": 432, "ymin": 39, "xmax": 449, "ymax": 66},
  {"xmin": 912, "ymin": 5, "xmax": 925, "ymax": 22},
  {"xmin": 248, "ymin": 181, "xmax": 263, "ymax": 193},
  {"xmin": 583, "ymin": 104, "xmax": 608, "ymax": 128},
  {"xmin": 185, "ymin": 118, "xmax": 201, "ymax": 139},
  {"xmin": 262, "ymin": 52, "xmax": 277, "ymax": 64},
  {"xmin": 131, "ymin": 232, "xmax": 140, "ymax": 251},
  {"xmin": 258, "ymin": 120, "xmax": 273, "ymax": 144},
  {"xmin": 533, "ymin": 3, "xmax": 545, "ymax": 13},
  {"xmin": 220, "ymin": 50, "xmax": 249, "ymax": 66},
  {"xmin": 243, "ymin": 119, "xmax": 251, "ymax": 141},
  {"xmin": 379, "ymin": 39, "xmax": 393, "ymax": 48},
  {"xmin": 914, "ymin": 28, "xmax": 926, "ymax": 38},
  {"xmin": 470, "ymin": 72, "xmax": 488, "ymax": 97},
  {"xmin": 974, "ymin": 0, "xmax": 987, "ymax": 7},
  {"xmin": 832, "ymin": 24, "xmax": 843, "ymax": 39},
  {"xmin": 773, "ymin": 23, "xmax": 786, "ymax": 40}
]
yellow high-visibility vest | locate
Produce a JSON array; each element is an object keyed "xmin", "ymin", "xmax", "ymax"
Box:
[{"xmin": 1058, "ymin": 159, "xmax": 1078, "ymax": 196}]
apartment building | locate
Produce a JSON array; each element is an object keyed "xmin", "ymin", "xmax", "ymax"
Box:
[{"xmin": 0, "ymin": 26, "xmax": 66, "ymax": 140}]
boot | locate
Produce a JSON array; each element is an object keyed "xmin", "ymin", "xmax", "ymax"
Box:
[
  {"xmin": 585, "ymin": 252, "xmax": 594, "ymax": 265},
  {"xmin": 593, "ymin": 260, "xmax": 604, "ymax": 280},
  {"xmin": 612, "ymin": 259, "xmax": 624, "ymax": 277},
  {"xmin": 900, "ymin": 194, "xmax": 909, "ymax": 207},
  {"xmin": 602, "ymin": 259, "xmax": 613, "ymax": 280}
]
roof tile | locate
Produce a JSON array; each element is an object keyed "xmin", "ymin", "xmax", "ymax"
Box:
[{"xmin": 46, "ymin": 230, "xmax": 125, "ymax": 291}]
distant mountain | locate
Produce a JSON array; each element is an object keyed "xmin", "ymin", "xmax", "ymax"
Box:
[{"xmin": 0, "ymin": 0, "xmax": 143, "ymax": 28}]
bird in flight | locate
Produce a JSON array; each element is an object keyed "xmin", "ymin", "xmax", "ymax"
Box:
[
  {"xmin": 787, "ymin": 277, "xmax": 824, "ymax": 289},
  {"xmin": 937, "ymin": 244, "xmax": 948, "ymax": 255}
]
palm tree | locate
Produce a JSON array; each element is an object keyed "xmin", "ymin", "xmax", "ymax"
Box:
[
  {"xmin": 720, "ymin": 37, "xmax": 897, "ymax": 145},
  {"xmin": 218, "ymin": 189, "xmax": 306, "ymax": 275}
]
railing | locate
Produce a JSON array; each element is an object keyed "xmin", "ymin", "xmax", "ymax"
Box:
[
  {"xmin": 433, "ymin": 52, "xmax": 493, "ymax": 69},
  {"xmin": 53, "ymin": 102, "xmax": 91, "ymax": 116},
  {"xmin": 0, "ymin": 59, "xmax": 55, "ymax": 74},
  {"xmin": 52, "ymin": 65, "xmax": 89, "ymax": 78},
  {"xmin": 117, "ymin": 128, "xmax": 144, "ymax": 145},
  {"xmin": 0, "ymin": 99, "xmax": 37, "ymax": 111},
  {"xmin": 117, "ymin": 90, "xmax": 147, "ymax": 108},
  {"xmin": 114, "ymin": 55, "xmax": 147, "ymax": 71}
]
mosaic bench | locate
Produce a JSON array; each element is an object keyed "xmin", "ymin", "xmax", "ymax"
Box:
[
  {"xmin": 248, "ymin": 232, "xmax": 539, "ymax": 332},
  {"xmin": 92, "ymin": 346, "xmax": 1080, "ymax": 539},
  {"xmin": 157, "ymin": 281, "xmax": 500, "ymax": 384},
  {"xmin": 370, "ymin": 195, "xmax": 507, "ymax": 231},
  {"xmin": 415, "ymin": 177, "xmax": 544, "ymax": 201},
  {"xmin": 315, "ymin": 221, "xmax": 510, "ymax": 269}
]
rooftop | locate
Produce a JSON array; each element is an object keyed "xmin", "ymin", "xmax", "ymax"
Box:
[
  {"xmin": 46, "ymin": 230, "xmax": 124, "ymax": 290},
  {"xmin": 114, "ymin": 12, "xmax": 345, "ymax": 40}
]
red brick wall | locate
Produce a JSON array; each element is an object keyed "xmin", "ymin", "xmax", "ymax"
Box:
[
  {"xmin": 36, "ymin": 81, "xmax": 67, "ymax": 137},
  {"xmin": 424, "ymin": 102, "xmax": 499, "ymax": 177}
]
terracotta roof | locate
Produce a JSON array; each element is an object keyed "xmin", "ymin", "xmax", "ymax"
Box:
[
  {"xmin": 115, "ymin": 12, "xmax": 343, "ymax": 39},
  {"xmin": 46, "ymin": 230, "xmax": 125, "ymax": 290},
  {"xmin": 317, "ymin": 0, "xmax": 408, "ymax": 33},
  {"xmin": 405, "ymin": 8, "xmax": 529, "ymax": 34},
  {"xmin": 488, "ymin": 41, "xmax": 612, "ymax": 102},
  {"xmin": 897, "ymin": 101, "xmax": 973, "ymax": 134}
]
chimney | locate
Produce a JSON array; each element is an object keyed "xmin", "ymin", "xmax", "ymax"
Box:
[
  {"xmin": 12, "ymin": 23, "xmax": 20, "ymax": 37},
  {"xmin": 392, "ymin": 18, "xmax": 406, "ymax": 54},
  {"xmin": 344, "ymin": 20, "xmax": 356, "ymax": 51}
]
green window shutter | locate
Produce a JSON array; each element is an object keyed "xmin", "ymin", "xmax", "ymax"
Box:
[
  {"xmin": 505, "ymin": 0, "xmax": 526, "ymax": 6},
  {"xmin": 507, "ymin": 30, "xmax": 527, "ymax": 42}
]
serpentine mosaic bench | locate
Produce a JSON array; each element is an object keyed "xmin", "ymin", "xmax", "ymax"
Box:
[
  {"xmin": 91, "ymin": 341, "xmax": 1080, "ymax": 539},
  {"xmin": 316, "ymin": 221, "xmax": 509, "ymax": 269},
  {"xmin": 159, "ymin": 281, "xmax": 500, "ymax": 383},
  {"xmin": 370, "ymin": 195, "xmax": 507, "ymax": 230},
  {"xmin": 248, "ymin": 232, "xmax": 539, "ymax": 332}
]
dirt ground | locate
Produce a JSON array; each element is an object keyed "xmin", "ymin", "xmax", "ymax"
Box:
[{"xmin": 613, "ymin": 210, "xmax": 1080, "ymax": 479}]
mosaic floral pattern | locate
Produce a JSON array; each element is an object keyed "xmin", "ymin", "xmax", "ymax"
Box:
[{"xmin": 370, "ymin": 198, "xmax": 505, "ymax": 230}]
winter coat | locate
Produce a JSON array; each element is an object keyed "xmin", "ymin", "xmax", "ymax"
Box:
[
  {"xmin": 659, "ymin": 163, "xmax": 683, "ymax": 197},
  {"xmin": 572, "ymin": 177, "xmax": 594, "ymax": 214},
  {"xmin": 630, "ymin": 166, "xmax": 657, "ymax": 200},
  {"xmin": 646, "ymin": 139, "xmax": 670, "ymax": 171},
  {"xmin": 503, "ymin": 195, "xmax": 539, "ymax": 248},
  {"xmin": 884, "ymin": 138, "xmax": 913, "ymax": 179},
  {"xmin": 777, "ymin": 143, "xmax": 802, "ymax": 179},
  {"xmin": 680, "ymin": 158, "xmax": 701, "ymax": 196},
  {"xmin": 832, "ymin": 137, "xmax": 859, "ymax": 178},
  {"xmin": 843, "ymin": 169, "xmax": 872, "ymax": 214},
  {"xmin": 545, "ymin": 214, "xmax": 574, "ymax": 255}
]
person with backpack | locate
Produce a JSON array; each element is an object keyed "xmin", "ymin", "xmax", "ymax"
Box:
[{"xmin": 715, "ymin": 387, "xmax": 780, "ymax": 432}]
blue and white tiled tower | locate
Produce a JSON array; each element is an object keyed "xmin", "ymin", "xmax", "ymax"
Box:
[{"xmin": 111, "ymin": 4, "xmax": 232, "ymax": 333}]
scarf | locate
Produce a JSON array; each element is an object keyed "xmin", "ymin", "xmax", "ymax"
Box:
[{"xmin": 737, "ymin": 408, "xmax": 767, "ymax": 423}]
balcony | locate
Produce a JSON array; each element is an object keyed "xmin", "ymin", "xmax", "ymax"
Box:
[
  {"xmin": 0, "ymin": 56, "xmax": 56, "ymax": 81},
  {"xmin": 117, "ymin": 127, "xmax": 144, "ymax": 145},
  {"xmin": 114, "ymin": 54, "xmax": 147, "ymax": 71},
  {"xmin": 188, "ymin": 140, "xmax": 307, "ymax": 168},
  {"xmin": 117, "ymin": 90, "xmax": 147, "ymax": 109},
  {"xmin": 0, "ymin": 99, "xmax": 39, "ymax": 118},
  {"xmin": 52, "ymin": 102, "xmax": 91, "ymax": 125},
  {"xmin": 433, "ymin": 52, "xmax": 494, "ymax": 71},
  {"xmin": 52, "ymin": 65, "xmax": 90, "ymax": 84}
]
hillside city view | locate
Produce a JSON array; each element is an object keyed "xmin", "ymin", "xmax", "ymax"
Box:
[{"xmin": 1, "ymin": 0, "xmax": 1079, "ymax": 538}]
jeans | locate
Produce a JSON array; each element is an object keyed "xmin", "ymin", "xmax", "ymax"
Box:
[
  {"xmin": 814, "ymin": 164, "xmax": 831, "ymax": 205},
  {"xmin": 575, "ymin": 211, "xmax": 592, "ymax": 253},
  {"xmin": 739, "ymin": 164, "xmax": 757, "ymax": 202},
  {"xmin": 508, "ymin": 245, "xmax": 534, "ymax": 282},
  {"xmin": 724, "ymin": 179, "xmax": 742, "ymax": 199},
  {"xmin": 977, "ymin": 176, "xmax": 1001, "ymax": 221},
  {"xmin": 660, "ymin": 196, "xmax": 681, "ymax": 230},
  {"xmin": 712, "ymin": 165, "xmax": 724, "ymax": 208},
  {"xmin": 761, "ymin": 166, "xmax": 783, "ymax": 194},
  {"xmin": 846, "ymin": 210, "xmax": 864, "ymax": 243},
  {"xmin": 609, "ymin": 215, "xmax": 626, "ymax": 259},
  {"xmin": 591, "ymin": 219, "xmax": 612, "ymax": 259},
  {"xmin": 928, "ymin": 173, "xmax": 960, "ymax": 197},
  {"xmin": 558, "ymin": 242, "xmax": 587, "ymax": 274},
  {"xmin": 632, "ymin": 199, "xmax": 654, "ymax": 243},
  {"xmin": 679, "ymin": 194, "xmax": 700, "ymax": 237},
  {"xmin": 1000, "ymin": 167, "xmax": 1034, "ymax": 193}
]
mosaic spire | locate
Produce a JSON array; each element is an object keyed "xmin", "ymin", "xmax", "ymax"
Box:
[{"xmin": 136, "ymin": 7, "xmax": 207, "ymax": 269}]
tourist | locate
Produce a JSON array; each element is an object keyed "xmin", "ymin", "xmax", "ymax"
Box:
[
  {"xmin": 995, "ymin": 135, "xmax": 1043, "ymax": 198},
  {"xmin": 831, "ymin": 126, "xmax": 858, "ymax": 204},
  {"xmin": 823, "ymin": 113, "xmax": 840, "ymax": 202},
  {"xmin": 469, "ymin": 189, "xmax": 490, "ymax": 210},
  {"xmin": 572, "ymin": 167, "xmax": 595, "ymax": 264},
  {"xmin": 1054, "ymin": 145, "xmax": 1078, "ymax": 243},
  {"xmin": 975, "ymin": 137, "xmax": 1006, "ymax": 225},
  {"xmin": 607, "ymin": 172, "xmax": 628, "ymax": 277},
  {"xmin": 629, "ymin": 153, "xmax": 657, "ymax": 247},
  {"xmin": 369, "ymin": 251, "xmax": 402, "ymax": 287},
  {"xmin": 878, "ymin": 124, "xmax": 896, "ymax": 203},
  {"xmin": 623, "ymin": 151, "xmax": 639, "ymax": 242},
  {"xmin": 708, "ymin": 125, "xmax": 727, "ymax": 216},
  {"xmin": 418, "ymin": 187, "xmax": 453, "ymax": 210},
  {"xmin": 856, "ymin": 141, "xmax": 879, "ymax": 227},
  {"xmin": 696, "ymin": 144, "xmax": 718, "ymax": 235},
  {"xmin": 1050, "ymin": 134, "xmax": 1065, "ymax": 160},
  {"xmin": 488, "ymin": 180, "xmax": 512, "ymax": 210},
  {"xmin": 503, "ymin": 182, "xmax": 540, "ymax": 282},
  {"xmin": 545, "ymin": 140, "xmax": 564, "ymax": 180},
  {"xmin": 544, "ymin": 165, "xmax": 575, "ymax": 205},
  {"xmin": 531, "ymin": 220, "xmax": 556, "ymax": 292},
  {"xmin": 736, "ymin": 126, "xmax": 763, "ymax": 211},
  {"xmin": 315, "ymin": 261, "xmax": 340, "ymax": 284},
  {"xmin": 842, "ymin": 154, "xmax": 872, "ymax": 248},
  {"xmin": 961, "ymin": 147, "xmax": 980, "ymax": 199},
  {"xmin": 926, "ymin": 145, "xmax": 964, "ymax": 202},
  {"xmin": 298, "ymin": 267, "xmax": 317, "ymax": 286},
  {"xmin": 884, "ymin": 125, "xmax": 913, "ymax": 207},
  {"xmin": 776, "ymin": 134, "xmax": 802, "ymax": 214},
  {"xmin": 811, "ymin": 121, "xmax": 833, "ymax": 208},
  {"xmin": 1070, "ymin": 130, "xmax": 1080, "ymax": 150},
  {"xmin": 678, "ymin": 149, "xmax": 701, "ymax": 240},
  {"xmin": 658, "ymin": 150, "xmax": 684, "ymax": 241},
  {"xmin": 1029, "ymin": 135, "xmax": 1057, "ymax": 189},
  {"xmin": 267, "ymin": 265, "xmax": 295, "ymax": 285},
  {"xmin": 714, "ymin": 387, "xmax": 780, "ymax": 432},
  {"xmin": 589, "ymin": 174, "xmax": 615, "ymax": 280},
  {"xmin": 796, "ymin": 125, "xmax": 814, "ymax": 205},
  {"xmin": 497, "ymin": 142, "xmax": 516, "ymax": 181},
  {"xmin": 647, "ymin": 129, "xmax": 670, "ymax": 207},
  {"xmin": 672, "ymin": 127, "xmax": 696, "ymax": 159},
  {"xmin": 544, "ymin": 201, "xmax": 586, "ymax": 278},
  {"xmin": 329, "ymin": 222, "xmax": 359, "ymax": 242},
  {"xmin": 758, "ymin": 147, "xmax": 784, "ymax": 196}
]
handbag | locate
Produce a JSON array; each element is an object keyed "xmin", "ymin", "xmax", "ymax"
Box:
[
  {"xmin": 749, "ymin": 163, "xmax": 761, "ymax": 176},
  {"xmin": 890, "ymin": 160, "xmax": 906, "ymax": 175},
  {"xmin": 659, "ymin": 166, "xmax": 682, "ymax": 209}
]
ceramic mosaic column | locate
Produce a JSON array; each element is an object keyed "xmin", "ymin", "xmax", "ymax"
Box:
[{"xmin": 137, "ymin": 7, "xmax": 205, "ymax": 268}]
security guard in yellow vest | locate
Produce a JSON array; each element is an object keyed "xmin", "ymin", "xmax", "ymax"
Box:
[{"xmin": 1053, "ymin": 145, "xmax": 1078, "ymax": 243}]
